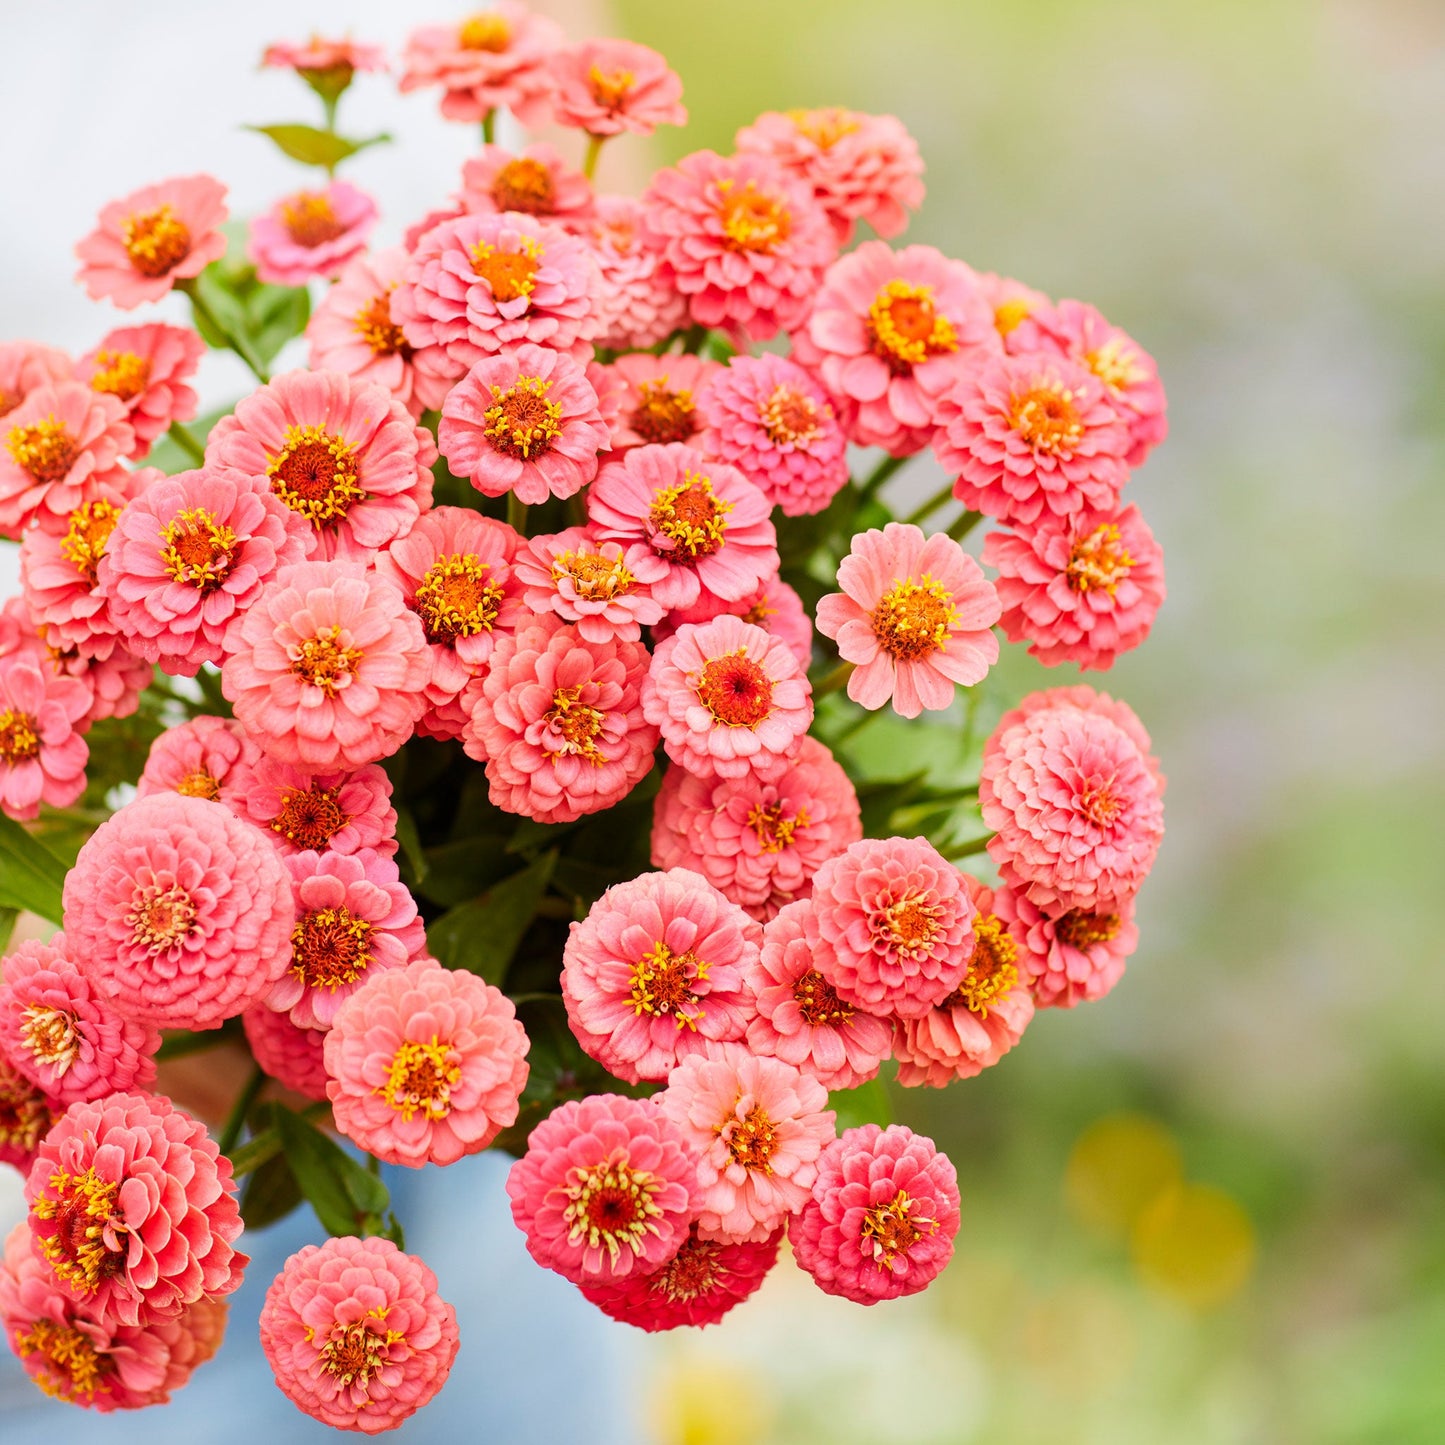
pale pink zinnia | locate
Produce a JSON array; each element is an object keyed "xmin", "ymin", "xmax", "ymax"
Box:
[
  {"xmin": 505, "ymin": 1094, "xmax": 700, "ymax": 1285},
  {"xmin": 237, "ymin": 758, "xmax": 399, "ymax": 858},
  {"xmin": 260, "ymin": 1235, "xmax": 458, "ymax": 1435},
  {"xmin": 25, "ymin": 1090, "xmax": 245, "ymax": 1327},
  {"xmin": 654, "ymin": 574, "xmax": 814, "ymax": 672},
  {"xmin": 791, "ymin": 241, "xmax": 998, "ymax": 455},
  {"xmin": 592, "ymin": 352, "xmax": 720, "ymax": 452},
  {"xmin": 560, "ymin": 867, "xmax": 757, "ymax": 1085},
  {"xmin": 659, "ymin": 1044, "xmax": 836, "ymax": 1244},
  {"xmin": 136, "ymin": 715, "xmax": 260, "ymax": 811},
  {"xmin": 0, "ymin": 341, "xmax": 72, "ymax": 422},
  {"xmin": 790, "ymin": 1124, "xmax": 960, "ymax": 1304},
  {"xmin": 222, "ymin": 560, "xmax": 431, "ymax": 771},
  {"xmin": 575, "ymin": 196, "xmax": 689, "ymax": 352},
  {"xmin": 0, "ymin": 654, "xmax": 89, "ymax": 821},
  {"xmin": 0, "ymin": 936, "xmax": 159, "ymax": 1105},
  {"xmin": 439, "ymin": 342, "xmax": 608, "ymax": 505},
  {"xmin": 457, "ymin": 142, "xmax": 594, "ymax": 222},
  {"xmin": 265, "ymin": 847, "xmax": 426, "ymax": 1030},
  {"xmin": 248, "ymin": 181, "xmax": 379, "ymax": 287},
  {"xmin": 979, "ymin": 271, "xmax": 1054, "ymax": 347},
  {"xmin": 547, "ymin": 38, "xmax": 687, "ymax": 136},
  {"xmin": 324, "ymin": 958, "xmax": 529, "ymax": 1168},
  {"xmin": 76, "ymin": 323, "xmax": 204, "ymax": 458},
  {"xmin": 810, "ymin": 836, "xmax": 974, "ymax": 1019},
  {"xmin": 74, "ymin": 175, "xmax": 229, "ymax": 309},
  {"xmin": 816, "ymin": 522, "xmax": 1000, "ymax": 719},
  {"xmin": 242, "ymin": 1005, "xmax": 329, "ymax": 1103},
  {"xmin": 205, "ymin": 368, "xmax": 434, "ymax": 562},
  {"xmin": 62, "ymin": 793, "xmax": 295, "ymax": 1030},
  {"xmin": 640, "ymin": 149, "xmax": 837, "ymax": 341},
  {"xmin": 463, "ymin": 614, "xmax": 657, "ymax": 823},
  {"xmin": 42, "ymin": 639, "xmax": 152, "ymax": 731},
  {"xmin": 513, "ymin": 526, "xmax": 665, "ymax": 643}
]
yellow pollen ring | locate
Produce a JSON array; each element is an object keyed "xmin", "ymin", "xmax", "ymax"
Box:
[
  {"xmin": 869, "ymin": 575, "xmax": 959, "ymax": 662},
  {"xmin": 377, "ymin": 1035, "xmax": 461, "ymax": 1122}
]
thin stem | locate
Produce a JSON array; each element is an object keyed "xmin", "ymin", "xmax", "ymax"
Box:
[
  {"xmin": 945, "ymin": 832, "xmax": 994, "ymax": 861},
  {"xmin": 680, "ymin": 323, "xmax": 708, "ymax": 355},
  {"xmin": 217, "ymin": 1065, "xmax": 266, "ymax": 1156},
  {"xmin": 156, "ymin": 1028, "xmax": 227, "ymax": 1062},
  {"xmin": 582, "ymin": 133, "xmax": 605, "ymax": 180},
  {"xmin": 323, "ymin": 94, "xmax": 339, "ymax": 135},
  {"xmin": 827, "ymin": 705, "xmax": 883, "ymax": 749},
  {"xmin": 857, "ymin": 453, "xmax": 907, "ymax": 504},
  {"xmin": 481, "ymin": 110, "xmax": 496, "ymax": 145},
  {"xmin": 506, "ymin": 493, "xmax": 528, "ymax": 536},
  {"xmin": 179, "ymin": 280, "xmax": 270, "ymax": 385},
  {"xmin": 903, "ymin": 482, "xmax": 956, "ymax": 528},
  {"xmin": 811, "ymin": 659, "xmax": 856, "ymax": 698},
  {"xmin": 947, "ymin": 509, "xmax": 983, "ymax": 543},
  {"xmin": 168, "ymin": 420, "xmax": 207, "ymax": 467}
]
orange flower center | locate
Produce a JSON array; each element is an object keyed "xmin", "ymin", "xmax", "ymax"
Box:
[
  {"xmin": 588, "ymin": 65, "xmax": 635, "ymax": 110},
  {"xmin": 1078, "ymin": 782, "xmax": 1123, "ymax": 827},
  {"xmin": 740, "ymin": 592, "xmax": 778, "ymax": 626},
  {"xmin": 271, "ymin": 784, "xmax": 350, "ymax": 850},
  {"xmin": 458, "ymin": 12, "xmax": 511, "ymax": 51},
  {"xmin": 695, "ymin": 651, "xmax": 774, "ymax": 728},
  {"xmin": 6, "ymin": 416, "xmax": 78, "ymax": 483},
  {"xmin": 718, "ymin": 180, "xmax": 792, "ymax": 254},
  {"xmin": 378, "ymin": 1037, "xmax": 461, "ymax": 1122},
  {"xmin": 1085, "ymin": 337, "xmax": 1145, "ymax": 393},
  {"xmin": 0, "ymin": 390, "xmax": 15, "ymax": 419},
  {"xmin": 787, "ymin": 106, "xmax": 860, "ymax": 149},
  {"xmin": 0, "ymin": 1064, "xmax": 53, "ymax": 1158},
  {"xmin": 562, "ymin": 1157, "xmax": 664, "ymax": 1262},
  {"xmin": 0, "ymin": 710, "xmax": 39, "ymax": 765},
  {"xmin": 176, "ymin": 770, "xmax": 221, "ymax": 800},
  {"xmin": 121, "ymin": 205, "xmax": 191, "ymax": 278},
  {"xmin": 267, "ymin": 424, "xmax": 364, "ymax": 528},
  {"xmin": 649, "ymin": 472, "xmax": 731, "ymax": 560},
  {"xmin": 1055, "ymin": 909, "xmax": 1122, "ymax": 948},
  {"xmin": 353, "ymin": 290, "xmax": 408, "ymax": 357},
  {"xmin": 746, "ymin": 800, "xmax": 809, "ymax": 854},
  {"xmin": 292, "ymin": 905, "xmax": 374, "ymax": 990},
  {"xmin": 792, "ymin": 968, "xmax": 852, "ymax": 1026},
  {"xmin": 14, "ymin": 1318, "xmax": 113, "ymax": 1404},
  {"xmin": 415, "ymin": 552, "xmax": 504, "ymax": 645},
  {"xmin": 553, "ymin": 548, "xmax": 636, "ymax": 601},
  {"xmin": 319, "ymin": 1317, "xmax": 405, "ymax": 1389},
  {"xmin": 545, "ymin": 685, "xmax": 607, "ymax": 764},
  {"xmin": 1009, "ymin": 383, "xmax": 1084, "ymax": 455},
  {"xmin": 877, "ymin": 890, "xmax": 942, "ymax": 957},
  {"xmin": 869, "ymin": 576, "xmax": 958, "ymax": 661},
  {"xmin": 648, "ymin": 1233, "xmax": 723, "ymax": 1302},
  {"xmin": 993, "ymin": 298, "xmax": 1033, "ymax": 337},
  {"xmin": 629, "ymin": 379, "xmax": 697, "ymax": 444},
  {"xmin": 484, "ymin": 375, "xmax": 562, "ymax": 458},
  {"xmin": 88, "ymin": 349, "xmax": 150, "ymax": 402},
  {"xmin": 469, "ymin": 237, "xmax": 542, "ymax": 304},
  {"xmin": 759, "ymin": 383, "xmax": 823, "ymax": 445},
  {"xmin": 722, "ymin": 1102, "xmax": 778, "ymax": 1173},
  {"xmin": 159, "ymin": 506, "xmax": 238, "ymax": 591},
  {"xmin": 32, "ymin": 1167, "xmax": 129, "ymax": 1297},
  {"xmin": 861, "ymin": 1188, "xmax": 936, "ymax": 1269},
  {"xmin": 281, "ymin": 192, "xmax": 347, "ymax": 248},
  {"xmin": 945, "ymin": 911, "xmax": 1018, "ymax": 1017},
  {"xmin": 630, "ymin": 941, "xmax": 708, "ymax": 1025},
  {"xmin": 19, "ymin": 1003, "xmax": 82, "ymax": 1075},
  {"xmin": 291, "ymin": 626, "xmax": 363, "ymax": 698},
  {"xmin": 491, "ymin": 157, "xmax": 555, "ymax": 214},
  {"xmin": 60, "ymin": 499, "xmax": 122, "ymax": 584},
  {"xmin": 126, "ymin": 881, "xmax": 197, "ymax": 953},
  {"xmin": 1066, "ymin": 521, "xmax": 1134, "ymax": 595},
  {"xmin": 868, "ymin": 280, "xmax": 958, "ymax": 371}
]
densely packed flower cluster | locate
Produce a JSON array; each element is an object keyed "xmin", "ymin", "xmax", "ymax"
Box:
[{"xmin": 0, "ymin": 10, "xmax": 1168, "ymax": 1431}]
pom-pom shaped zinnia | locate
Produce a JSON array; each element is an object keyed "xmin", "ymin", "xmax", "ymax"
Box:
[
  {"xmin": 222, "ymin": 560, "xmax": 430, "ymax": 771},
  {"xmin": 242, "ymin": 1005, "xmax": 329, "ymax": 1102},
  {"xmin": 76, "ymin": 322, "xmax": 204, "ymax": 458},
  {"xmin": 324, "ymin": 959, "xmax": 529, "ymax": 1168},
  {"xmin": 248, "ymin": 181, "xmax": 378, "ymax": 287},
  {"xmin": 790, "ymin": 1124, "xmax": 960, "ymax": 1303},
  {"xmin": 513, "ymin": 526, "xmax": 665, "ymax": 643},
  {"xmin": 548, "ymin": 38, "xmax": 686, "ymax": 136},
  {"xmin": 457, "ymin": 142, "xmax": 594, "ymax": 223},
  {"xmin": 62, "ymin": 793, "xmax": 294, "ymax": 1030},
  {"xmin": 0, "ymin": 654, "xmax": 90, "ymax": 820},
  {"xmin": 136, "ymin": 714, "xmax": 259, "ymax": 809},
  {"xmin": 506, "ymin": 1094, "xmax": 700, "ymax": 1285},
  {"xmin": 576, "ymin": 196, "xmax": 689, "ymax": 352},
  {"xmin": 816, "ymin": 522, "xmax": 1000, "ymax": 719},
  {"xmin": 561, "ymin": 868, "xmax": 757, "ymax": 1085},
  {"xmin": 260, "ymin": 1235, "xmax": 458, "ymax": 1434},
  {"xmin": 238, "ymin": 758, "xmax": 398, "ymax": 857},
  {"xmin": 25, "ymin": 1090, "xmax": 245, "ymax": 1327},
  {"xmin": 810, "ymin": 836, "xmax": 975, "ymax": 1019},
  {"xmin": 659, "ymin": 1044, "xmax": 835, "ymax": 1243},
  {"xmin": 593, "ymin": 352, "xmax": 720, "ymax": 452}
]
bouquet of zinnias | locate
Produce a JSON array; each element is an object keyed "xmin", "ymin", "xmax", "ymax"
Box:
[{"xmin": 0, "ymin": 8, "xmax": 1167, "ymax": 1430}]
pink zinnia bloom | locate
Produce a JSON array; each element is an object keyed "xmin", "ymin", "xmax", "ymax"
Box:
[
  {"xmin": 0, "ymin": 1223, "xmax": 227, "ymax": 1411},
  {"xmin": 934, "ymin": 351, "xmax": 1132, "ymax": 526},
  {"xmin": 513, "ymin": 526, "xmax": 665, "ymax": 643},
  {"xmin": 588, "ymin": 443, "xmax": 778, "ymax": 611},
  {"xmin": 206, "ymin": 369, "xmax": 434, "ymax": 562},
  {"xmin": 393, "ymin": 211, "xmax": 600, "ymax": 377},
  {"xmin": 575, "ymin": 196, "xmax": 689, "ymax": 352},
  {"xmin": 62, "ymin": 793, "xmax": 295, "ymax": 1031},
  {"xmin": 1010, "ymin": 298, "xmax": 1168, "ymax": 466},
  {"xmin": 44, "ymin": 639, "xmax": 152, "ymax": 730},
  {"xmin": 699, "ymin": 353, "xmax": 848, "ymax": 517},
  {"xmin": 236, "ymin": 758, "xmax": 398, "ymax": 858},
  {"xmin": 463, "ymin": 613, "xmax": 656, "ymax": 822},
  {"xmin": 811, "ymin": 836, "xmax": 975, "ymax": 1019},
  {"xmin": 655, "ymin": 574, "xmax": 814, "ymax": 672},
  {"xmin": 659, "ymin": 1044, "xmax": 835, "ymax": 1244},
  {"xmin": 222, "ymin": 560, "xmax": 431, "ymax": 771},
  {"xmin": 651, "ymin": 735, "xmax": 861, "ymax": 922},
  {"xmin": 0, "ymin": 381, "xmax": 133, "ymax": 539},
  {"xmin": 260, "ymin": 1235, "xmax": 458, "ymax": 1434},
  {"xmin": 373, "ymin": 506, "xmax": 523, "ymax": 740},
  {"xmin": 980, "ymin": 693, "xmax": 1165, "ymax": 914},
  {"xmin": 74, "ymin": 175, "xmax": 229, "ymax": 309},
  {"xmin": 790, "ymin": 1124, "xmax": 960, "ymax": 1303},
  {"xmin": 735, "ymin": 108, "xmax": 925, "ymax": 245},
  {"xmin": 0, "ymin": 341, "xmax": 72, "ymax": 422},
  {"xmin": 985, "ymin": 502, "xmax": 1165, "ymax": 670},
  {"xmin": 0, "ymin": 1055, "xmax": 56, "ymax": 1173},
  {"xmin": 991, "ymin": 877, "xmax": 1139, "ymax": 1009},
  {"xmin": 0, "ymin": 936, "xmax": 159, "ymax": 1105},
  {"xmin": 458, "ymin": 142, "xmax": 594, "ymax": 222},
  {"xmin": 136, "ymin": 715, "xmax": 259, "ymax": 810},
  {"xmin": 792, "ymin": 241, "xmax": 998, "ymax": 455},
  {"xmin": 242, "ymin": 1005, "xmax": 329, "ymax": 1103},
  {"xmin": 579, "ymin": 1224, "xmax": 781, "ymax": 1332},
  {"xmin": 644, "ymin": 616, "xmax": 813, "ymax": 782},
  {"xmin": 560, "ymin": 867, "xmax": 757, "ymax": 1085},
  {"xmin": 505, "ymin": 1095, "xmax": 700, "ymax": 1285},
  {"xmin": 76, "ymin": 323, "xmax": 204, "ymax": 459},
  {"xmin": 749, "ymin": 899, "xmax": 892, "ymax": 1090},
  {"xmin": 265, "ymin": 848, "xmax": 426, "ymax": 1030},
  {"xmin": 262, "ymin": 37, "xmax": 387, "ymax": 76},
  {"xmin": 439, "ymin": 343, "xmax": 608, "ymax": 505},
  {"xmin": 324, "ymin": 958, "xmax": 529, "ymax": 1168},
  {"xmin": 987, "ymin": 684, "xmax": 1164, "ymax": 792},
  {"xmin": 978, "ymin": 271, "xmax": 1053, "ymax": 346},
  {"xmin": 248, "ymin": 181, "xmax": 379, "ymax": 287},
  {"xmin": 816, "ymin": 522, "xmax": 1000, "ymax": 719},
  {"xmin": 306, "ymin": 247, "xmax": 451, "ymax": 418},
  {"xmin": 892, "ymin": 882, "xmax": 1034, "ymax": 1086},
  {"xmin": 640, "ymin": 150, "xmax": 836, "ymax": 341},
  {"xmin": 398, "ymin": 5, "xmax": 563, "ymax": 126},
  {"xmin": 548, "ymin": 39, "xmax": 687, "ymax": 136},
  {"xmin": 25, "ymin": 1091, "xmax": 245, "ymax": 1328},
  {"xmin": 98, "ymin": 467, "xmax": 310, "ymax": 676},
  {"xmin": 0, "ymin": 654, "xmax": 89, "ymax": 821},
  {"xmin": 592, "ymin": 352, "xmax": 720, "ymax": 452}
]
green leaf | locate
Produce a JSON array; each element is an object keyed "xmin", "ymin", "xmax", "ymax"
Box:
[
  {"xmin": 228, "ymin": 1125, "xmax": 283, "ymax": 1179},
  {"xmin": 0, "ymin": 908, "xmax": 16, "ymax": 954},
  {"xmin": 246, "ymin": 123, "xmax": 390, "ymax": 169},
  {"xmin": 248, "ymin": 283, "xmax": 311, "ymax": 366},
  {"xmin": 239, "ymin": 1149, "xmax": 303, "ymax": 1230},
  {"xmin": 854, "ymin": 771, "xmax": 930, "ymax": 839},
  {"xmin": 0, "ymin": 813, "xmax": 70, "ymax": 921},
  {"xmin": 417, "ymin": 835, "xmax": 511, "ymax": 906},
  {"xmin": 272, "ymin": 1106, "xmax": 390, "ymax": 1238},
  {"xmin": 426, "ymin": 849, "xmax": 557, "ymax": 986},
  {"xmin": 828, "ymin": 1078, "xmax": 894, "ymax": 1132},
  {"xmin": 391, "ymin": 803, "xmax": 429, "ymax": 888}
]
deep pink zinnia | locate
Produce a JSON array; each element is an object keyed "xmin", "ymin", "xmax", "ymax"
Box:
[
  {"xmin": 221, "ymin": 560, "xmax": 431, "ymax": 771},
  {"xmin": 505, "ymin": 1094, "xmax": 700, "ymax": 1285},
  {"xmin": 324, "ymin": 958, "xmax": 529, "ymax": 1168},
  {"xmin": 0, "ymin": 341, "xmax": 72, "ymax": 422},
  {"xmin": 513, "ymin": 525, "xmax": 665, "ymax": 643},
  {"xmin": 659, "ymin": 1043, "xmax": 836, "ymax": 1244},
  {"xmin": 654, "ymin": 574, "xmax": 814, "ymax": 672},
  {"xmin": 62, "ymin": 793, "xmax": 295, "ymax": 1031},
  {"xmin": 463, "ymin": 613, "xmax": 656, "ymax": 823},
  {"xmin": 25, "ymin": 1091, "xmax": 246, "ymax": 1328},
  {"xmin": 98, "ymin": 467, "xmax": 311, "ymax": 676},
  {"xmin": 236, "ymin": 758, "xmax": 399, "ymax": 858},
  {"xmin": 0, "ymin": 936, "xmax": 159, "ymax": 1105},
  {"xmin": 575, "ymin": 196, "xmax": 689, "ymax": 352},
  {"xmin": 547, "ymin": 38, "xmax": 687, "ymax": 136},
  {"xmin": 810, "ymin": 836, "xmax": 975, "ymax": 1019},
  {"xmin": 457, "ymin": 142, "xmax": 594, "ymax": 223},
  {"xmin": 592, "ymin": 352, "xmax": 720, "ymax": 452},
  {"xmin": 0, "ymin": 654, "xmax": 90, "ymax": 821},
  {"xmin": 248, "ymin": 181, "xmax": 378, "ymax": 287},
  {"xmin": 205, "ymin": 368, "xmax": 435, "ymax": 562},
  {"xmin": 136, "ymin": 715, "xmax": 259, "ymax": 811},
  {"xmin": 242, "ymin": 1005, "xmax": 329, "ymax": 1103},
  {"xmin": 0, "ymin": 1053, "xmax": 58, "ymax": 1173},
  {"xmin": 560, "ymin": 867, "xmax": 757, "ymax": 1085},
  {"xmin": 74, "ymin": 175, "xmax": 229, "ymax": 309},
  {"xmin": 816, "ymin": 522, "xmax": 1000, "ymax": 719},
  {"xmin": 790, "ymin": 1124, "xmax": 960, "ymax": 1303},
  {"xmin": 260, "ymin": 1235, "xmax": 458, "ymax": 1434},
  {"xmin": 791, "ymin": 241, "xmax": 998, "ymax": 455},
  {"xmin": 76, "ymin": 323, "xmax": 204, "ymax": 459}
]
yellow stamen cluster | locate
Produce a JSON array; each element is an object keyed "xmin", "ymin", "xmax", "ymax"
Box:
[
  {"xmin": 484, "ymin": 375, "xmax": 563, "ymax": 458},
  {"xmin": 546, "ymin": 685, "xmax": 607, "ymax": 765},
  {"xmin": 791, "ymin": 968, "xmax": 853, "ymax": 1027},
  {"xmin": 20, "ymin": 1003, "xmax": 82, "ymax": 1076},
  {"xmin": 290, "ymin": 626, "xmax": 363, "ymax": 698},
  {"xmin": 32, "ymin": 1167, "xmax": 129, "ymax": 1296},
  {"xmin": 6, "ymin": 416, "xmax": 78, "ymax": 483},
  {"xmin": 647, "ymin": 1235, "xmax": 721, "ymax": 1303},
  {"xmin": 159, "ymin": 506, "xmax": 238, "ymax": 591},
  {"xmin": 861, "ymin": 1187, "xmax": 936, "ymax": 1269},
  {"xmin": 717, "ymin": 179, "xmax": 792, "ymax": 253},
  {"xmin": 722, "ymin": 1103, "xmax": 778, "ymax": 1173},
  {"xmin": 415, "ymin": 553, "xmax": 504, "ymax": 644},
  {"xmin": 469, "ymin": 236, "xmax": 543, "ymax": 304},
  {"xmin": 491, "ymin": 157, "xmax": 555, "ymax": 214},
  {"xmin": 588, "ymin": 65, "xmax": 636, "ymax": 110},
  {"xmin": 176, "ymin": 770, "xmax": 220, "ymax": 800},
  {"xmin": 292, "ymin": 906, "xmax": 375, "ymax": 990},
  {"xmin": 88, "ymin": 349, "xmax": 150, "ymax": 402},
  {"xmin": 281, "ymin": 192, "xmax": 347, "ymax": 248},
  {"xmin": 562, "ymin": 1159, "xmax": 663, "ymax": 1261},
  {"xmin": 458, "ymin": 12, "xmax": 510, "ymax": 51},
  {"xmin": 378, "ymin": 1037, "xmax": 461, "ymax": 1122},
  {"xmin": 1066, "ymin": 522, "xmax": 1134, "ymax": 595},
  {"xmin": 552, "ymin": 548, "xmax": 636, "ymax": 601},
  {"xmin": 1055, "ymin": 909, "xmax": 1122, "ymax": 949},
  {"xmin": 318, "ymin": 1314, "xmax": 404, "ymax": 1390},
  {"xmin": 649, "ymin": 472, "xmax": 731, "ymax": 561},
  {"xmin": 746, "ymin": 801, "xmax": 809, "ymax": 855},
  {"xmin": 15, "ymin": 1319, "xmax": 111, "ymax": 1403},
  {"xmin": 353, "ymin": 290, "xmax": 408, "ymax": 357},
  {"xmin": 694, "ymin": 651, "xmax": 774, "ymax": 729},
  {"xmin": 126, "ymin": 881, "xmax": 197, "ymax": 953},
  {"xmin": 993, "ymin": 298, "xmax": 1033, "ymax": 337},
  {"xmin": 869, "ymin": 576, "xmax": 957, "ymax": 661},
  {"xmin": 788, "ymin": 106, "xmax": 861, "ymax": 149},
  {"xmin": 759, "ymin": 383, "xmax": 823, "ymax": 445},
  {"xmin": 121, "ymin": 205, "xmax": 191, "ymax": 277},
  {"xmin": 867, "ymin": 280, "xmax": 957, "ymax": 370},
  {"xmin": 629, "ymin": 379, "xmax": 696, "ymax": 444},
  {"xmin": 0, "ymin": 709, "xmax": 41, "ymax": 765},
  {"xmin": 1085, "ymin": 336, "xmax": 1145, "ymax": 393},
  {"xmin": 1009, "ymin": 383, "xmax": 1084, "ymax": 455},
  {"xmin": 272, "ymin": 784, "xmax": 350, "ymax": 851},
  {"xmin": 59, "ymin": 498, "xmax": 122, "ymax": 584},
  {"xmin": 267, "ymin": 424, "xmax": 365, "ymax": 528},
  {"xmin": 630, "ymin": 942, "xmax": 709, "ymax": 1026},
  {"xmin": 947, "ymin": 912, "xmax": 1019, "ymax": 1018},
  {"xmin": 878, "ymin": 890, "xmax": 942, "ymax": 958}
]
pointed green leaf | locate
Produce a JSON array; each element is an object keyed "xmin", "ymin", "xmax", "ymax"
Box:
[
  {"xmin": 828, "ymin": 1078, "xmax": 894, "ymax": 1132},
  {"xmin": 246, "ymin": 123, "xmax": 390, "ymax": 169},
  {"xmin": 239, "ymin": 1149, "xmax": 303, "ymax": 1230},
  {"xmin": 0, "ymin": 813, "xmax": 70, "ymax": 921},
  {"xmin": 272, "ymin": 1106, "xmax": 391, "ymax": 1238},
  {"xmin": 426, "ymin": 850, "xmax": 557, "ymax": 986}
]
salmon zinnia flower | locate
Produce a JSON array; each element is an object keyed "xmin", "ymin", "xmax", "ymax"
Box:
[
  {"xmin": 457, "ymin": 142, "xmax": 594, "ymax": 222},
  {"xmin": 248, "ymin": 181, "xmax": 378, "ymax": 287},
  {"xmin": 75, "ymin": 323, "xmax": 204, "ymax": 459},
  {"xmin": 576, "ymin": 196, "xmax": 689, "ymax": 352},
  {"xmin": 0, "ymin": 654, "xmax": 90, "ymax": 821},
  {"xmin": 135, "ymin": 715, "xmax": 259, "ymax": 811},
  {"xmin": 547, "ymin": 38, "xmax": 687, "ymax": 136}
]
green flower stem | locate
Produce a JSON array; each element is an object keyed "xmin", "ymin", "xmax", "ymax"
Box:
[
  {"xmin": 903, "ymin": 482, "xmax": 957, "ymax": 527},
  {"xmin": 856, "ymin": 453, "xmax": 907, "ymax": 504},
  {"xmin": 811, "ymin": 660, "xmax": 856, "ymax": 698},
  {"xmin": 945, "ymin": 832, "xmax": 994, "ymax": 861},
  {"xmin": 168, "ymin": 420, "xmax": 207, "ymax": 467},
  {"xmin": 178, "ymin": 279, "xmax": 270, "ymax": 386},
  {"xmin": 582, "ymin": 133, "xmax": 605, "ymax": 180},
  {"xmin": 827, "ymin": 705, "xmax": 884, "ymax": 749},
  {"xmin": 947, "ymin": 509, "xmax": 984, "ymax": 542},
  {"xmin": 217, "ymin": 1065, "xmax": 266, "ymax": 1156},
  {"xmin": 507, "ymin": 493, "xmax": 529, "ymax": 536},
  {"xmin": 680, "ymin": 323, "xmax": 709, "ymax": 355},
  {"xmin": 481, "ymin": 111, "xmax": 496, "ymax": 145}
]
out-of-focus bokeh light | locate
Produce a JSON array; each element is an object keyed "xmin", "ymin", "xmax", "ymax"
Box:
[
  {"xmin": 1065, "ymin": 1113, "xmax": 1184, "ymax": 1241},
  {"xmin": 1132, "ymin": 1182, "xmax": 1256, "ymax": 1311}
]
